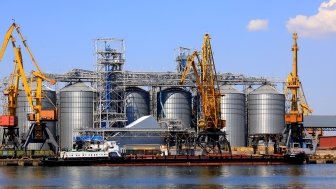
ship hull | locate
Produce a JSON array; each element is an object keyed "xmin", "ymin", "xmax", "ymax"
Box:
[{"xmin": 41, "ymin": 153, "xmax": 306, "ymax": 166}]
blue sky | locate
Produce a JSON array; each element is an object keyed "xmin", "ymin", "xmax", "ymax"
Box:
[{"xmin": 1, "ymin": 0, "xmax": 335, "ymax": 115}]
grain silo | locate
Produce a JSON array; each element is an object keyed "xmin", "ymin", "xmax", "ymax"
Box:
[
  {"xmin": 243, "ymin": 85, "xmax": 254, "ymax": 146},
  {"xmin": 16, "ymin": 85, "xmax": 56, "ymax": 150},
  {"xmin": 157, "ymin": 88, "xmax": 192, "ymax": 129},
  {"xmin": 59, "ymin": 82, "xmax": 94, "ymax": 150},
  {"xmin": 220, "ymin": 85, "xmax": 246, "ymax": 147},
  {"xmin": 248, "ymin": 85, "xmax": 285, "ymax": 135},
  {"xmin": 126, "ymin": 87, "xmax": 150, "ymax": 124}
]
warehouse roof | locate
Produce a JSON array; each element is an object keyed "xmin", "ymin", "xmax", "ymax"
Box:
[
  {"xmin": 304, "ymin": 115, "xmax": 336, "ymax": 128},
  {"xmin": 125, "ymin": 115, "xmax": 160, "ymax": 129}
]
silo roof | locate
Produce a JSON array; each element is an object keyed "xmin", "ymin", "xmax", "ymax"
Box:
[
  {"xmin": 18, "ymin": 82, "xmax": 54, "ymax": 91},
  {"xmin": 60, "ymin": 82, "xmax": 94, "ymax": 92},
  {"xmin": 243, "ymin": 86, "xmax": 254, "ymax": 94},
  {"xmin": 126, "ymin": 87, "xmax": 146, "ymax": 92},
  {"xmin": 250, "ymin": 85, "xmax": 282, "ymax": 95},
  {"xmin": 220, "ymin": 85, "xmax": 242, "ymax": 94}
]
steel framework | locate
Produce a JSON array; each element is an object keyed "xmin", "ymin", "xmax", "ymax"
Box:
[
  {"xmin": 94, "ymin": 38, "xmax": 127, "ymax": 128},
  {"xmin": 47, "ymin": 69, "xmax": 282, "ymax": 86}
]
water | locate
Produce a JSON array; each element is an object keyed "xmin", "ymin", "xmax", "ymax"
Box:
[{"xmin": 0, "ymin": 165, "xmax": 336, "ymax": 188}]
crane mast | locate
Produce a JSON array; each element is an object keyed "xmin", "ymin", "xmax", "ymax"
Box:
[
  {"xmin": 181, "ymin": 34, "xmax": 230, "ymax": 154},
  {"xmin": 286, "ymin": 33, "xmax": 301, "ymax": 121},
  {"xmin": 181, "ymin": 34, "xmax": 224, "ymax": 130},
  {"xmin": 284, "ymin": 33, "xmax": 315, "ymax": 154},
  {"xmin": 200, "ymin": 34, "xmax": 224, "ymax": 129},
  {"xmin": 290, "ymin": 33, "xmax": 299, "ymax": 113}
]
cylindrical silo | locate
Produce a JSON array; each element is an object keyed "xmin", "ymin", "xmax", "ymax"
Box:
[
  {"xmin": 243, "ymin": 86, "xmax": 254, "ymax": 146},
  {"xmin": 126, "ymin": 87, "xmax": 150, "ymax": 124},
  {"xmin": 220, "ymin": 85, "xmax": 246, "ymax": 147},
  {"xmin": 248, "ymin": 85, "xmax": 285, "ymax": 135},
  {"xmin": 157, "ymin": 88, "xmax": 192, "ymax": 129},
  {"xmin": 16, "ymin": 85, "xmax": 56, "ymax": 150},
  {"xmin": 59, "ymin": 82, "xmax": 94, "ymax": 150}
]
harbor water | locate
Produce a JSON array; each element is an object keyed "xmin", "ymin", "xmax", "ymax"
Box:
[{"xmin": 0, "ymin": 165, "xmax": 336, "ymax": 188}]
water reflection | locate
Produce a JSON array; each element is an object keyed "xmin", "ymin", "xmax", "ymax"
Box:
[{"xmin": 0, "ymin": 165, "xmax": 335, "ymax": 188}]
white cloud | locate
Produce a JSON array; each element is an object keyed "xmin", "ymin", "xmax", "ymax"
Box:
[
  {"xmin": 246, "ymin": 19, "xmax": 269, "ymax": 31},
  {"xmin": 287, "ymin": 0, "xmax": 336, "ymax": 37}
]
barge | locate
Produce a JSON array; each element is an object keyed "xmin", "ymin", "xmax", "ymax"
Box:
[
  {"xmin": 41, "ymin": 153, "xmax": 306, "ymax": 166},
  {"xmin": 41, "ymin": 141, "xmax": 306, "ymax": 166}
]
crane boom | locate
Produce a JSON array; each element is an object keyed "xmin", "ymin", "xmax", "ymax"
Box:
[
  {"xmin": 14, "ymin": 23, "xmax": 43, "ymax": 74},
  {"xmin": 0, "ymin": 24, "xmax": 15, "ymax": 61},
  {"xmin": 0, "ymin": 22, "xmax": 58, "ymax": 151},
  {"xmin": 181, "ymin": 51, "xmax": 202, "ymax": 91},
  {"xmin": 299, "ymin": 82, "xmax": 313, "ymax": 115},
  {"xmin": 0, "ymin": 26, "xmax": 35, "ymax": 126},
  {"xmin": 0, "ymin": 22, "xmax": 57, "ymax": 123}
]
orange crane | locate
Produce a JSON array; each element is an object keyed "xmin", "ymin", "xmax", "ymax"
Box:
[
  {"xmin": 0, "ymin": 22, "xmax": 58, "ymax": 151},
  {"xmin": 285, "ymin": 33, "xmax": 302, "ymax": 127},
  {"xmin": 284, "ymin": 33, "xmax": 315, "ymax": 154},
  {"xmin": 181, "ymin": 34, "xmax": 230, "ymax": 154}
]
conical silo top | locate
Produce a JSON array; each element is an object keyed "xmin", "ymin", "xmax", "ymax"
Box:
[
  {"xmin": 243, "ymin": 86, "xmax": 254, "ymax": 94},
  {"xmin": 250, "ymin": 85, "xmax": 282, "ymax": 95},
  {"xmin": 220, "ymin": 85, "xmax": 242, "ymax": 94},
  {"xmin": 60, "ymin": 82, "xmax": 94, "ymax": 92},
  {"xmin": 18, "ymin": 82, "xmax": 54, "ymax": 91}
]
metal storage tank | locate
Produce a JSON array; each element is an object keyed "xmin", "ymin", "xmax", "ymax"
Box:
[
  {"xmin": 16, "ymin": 85, "xmax": 56, "ymax": 150},
  {"xmin": 220, "ymin": 85, "xmax": 246, "ymax": 147},
  {"xmin": 157, "ymin": 88, "xmax": 192, "ymax": 129},
  {"xmin": 126, "ymin": 87, "xmax": 150, "ymax": 124},
  {"xmin": 243, "ymin": 86, "xmax": 254, "ymax": 144},
  {"xmin": 59, "ymin": 82, "xmax": 94, "ymax": 150},
  {"xmin": 248, "ymin": 85, "xmax": 285, "ymax": 135}
]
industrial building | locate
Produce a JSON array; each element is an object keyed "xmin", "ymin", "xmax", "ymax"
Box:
[
  {"xmin": 0, "ymin": 25, "xmax": 320, "ymax": 156},
  {"xmin": 0, "ymin": 38, "xmax": 287, "ymax": 153}
]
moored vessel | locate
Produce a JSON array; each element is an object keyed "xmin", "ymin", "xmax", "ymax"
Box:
[{"xmin": 41, "ymin": 140, "xmax": 306, "ymax": 166}]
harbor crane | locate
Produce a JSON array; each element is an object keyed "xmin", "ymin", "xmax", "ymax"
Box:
[
  {"xmin": 181, "ymin": 34, "xmax": 231, "ymax": 154},
  {"xmin": 284, "ymin": 33, "xmax": 316, "ymax": 155},
  {"xmin": 0, "ymin": 22, "xmax": 58, "ymax": 151}
]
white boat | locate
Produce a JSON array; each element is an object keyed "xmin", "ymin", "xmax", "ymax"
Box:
[{"xmin": 60, "ymin": 141, "xmax": 123, "ymax": 160}]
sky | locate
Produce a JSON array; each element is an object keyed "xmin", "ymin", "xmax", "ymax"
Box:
[{"xmin": 0, "ymin": 0, "xmax": 335, "ymax": 115}]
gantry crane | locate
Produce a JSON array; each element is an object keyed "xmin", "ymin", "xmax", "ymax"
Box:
[
  {"xmin": 284, "ymin": 33, "xmax": 316, "ymax": 154},
  {"xmin": 0, "ymin": 22, "xmax": 58, "ymax": 151},
  {"xmin": 181, "ymin": 34, "xmax": 230, "ymax": 154}
]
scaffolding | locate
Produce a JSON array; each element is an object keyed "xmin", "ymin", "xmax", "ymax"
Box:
[
  {"xmin": 94, "ymin": 38, "xmax": 127, "ymax": 128},
  {"xmin": 175, "ymin": 47, "xmax": 191, "ymax": 73}
]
